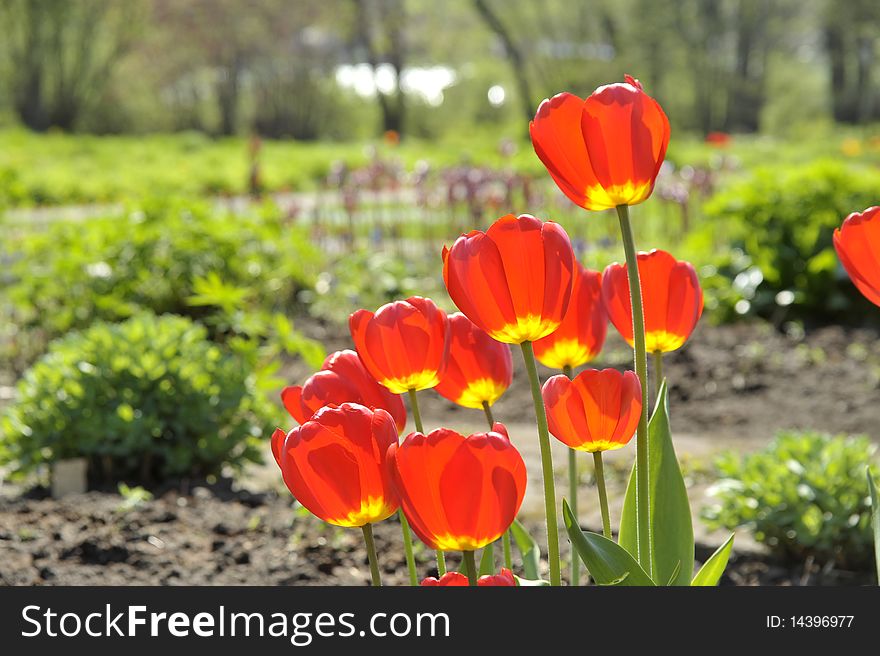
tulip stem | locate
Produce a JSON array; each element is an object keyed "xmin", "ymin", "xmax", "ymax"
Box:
[
  {"xmin": 593, "ymin": 452, "xmax": 613, "ymax": 540},
  {"xmin": 482, "ymin": 400, "xmax": 513, "ymax": 571},
  {"xmin": 408, "ymin": 387, "xmax": 445, "ymax": 577},
  {"xmin": 616, "ymin": 204, "xmax": 651, "ymax": 578},
  {"xmin": 463, "ymin": 550, "xmax": 478, "ymax": 586},
  {"xmin": 361, "ymin": 523, "xmax": 382, "ymax": 587},
  {"xmin": 653, "ymin": 350, "xmax": 663, "ymax": 399},
  {"xmin": 519, "ymin": 340, "xmax": 561, "ymax": 587},
  {"xmin": 563, "ymin": 364, "xmax": 580, "ymax": 586},
  {"xmin": 398, "ymin": 510, "xmax": 418, "ymax": 586},
  {"xmin": 481, "ymin": 400, "xmax": 495, "ymax": 428}
]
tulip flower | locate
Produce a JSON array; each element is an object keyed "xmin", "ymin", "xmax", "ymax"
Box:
[
  {"xmin": 271, "ymin": 403, "xmax": 399, "ymax": 586},
  {"xmin": 542, "ymin": 368, "xmax": 642, "ymax": 539},
  {"xmin": 433, "ymin": 313, "xmax": 513, "ymax": 413},
  {"xmin": 420, "ymin": 568, "xmax": 517, "ymax": 587},
  {"xmin": 602, "ymin": 249, "xmax": 704, "ymax": 356},
  {"xmin": 281, "ymin": 349, "xmax": 407, "ymax": 434},
  {"xmin": 350, "ymin": 296, "xmax": 449, "ymax": 395},
  {"xmin": 388, "ymin": 424, "xmax": 526, "ymax": 584},
  {"xmin": 833, "ymin": 206, "xmax": 880, "ymax": 307},
  {"xmin": 531, "ymin": 76, "xmax": 669, "ymax": 575},
  {"xmin": 442, "ymin": 213, "xmax": 574, "ymax": 585},
  {"xmin": 533, "ymin": 263, "xmax": 607, "ymax": 371},
  {"xmin": 442, "ymin": 214, "xmax": 574, "ymax": 345},
  {"xmin": 530, "ymin": 75, "xmax": 670, "ymax": 211},
  {"xmin": 351, "ymin": 296, "xmax": 450, "ymax": 580}
]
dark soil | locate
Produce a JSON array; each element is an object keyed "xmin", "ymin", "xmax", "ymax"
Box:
[{"xmin": 1, "ymin": 482, "xmax": 873, "ymax": 587}]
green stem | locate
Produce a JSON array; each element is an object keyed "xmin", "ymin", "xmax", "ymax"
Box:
[
  {"xmin": 563, "ymin": 364, "xmax": 579, "ymax": 586},
  {"xmin": 519, "ymin": 340, "xmax": 561, "ymax": 586},
  {"xmin": 463, "ymin": 550, "xmax": 478, "ymax": 586},
  {"xmin": 482, "ymin": 400, "xmax": 513, "ymax": 570},
  {"xmin": 481, "ymin": 400, "xmax": 495, "ymax": 427},
  {"xmin": 616, "ymin": 204, "xmax": 651, "ymax": 578},
  {"xmin": 361, "ymin": 523, "xmax": 382, "ymax": 587},
  {"xmin": 653, "ymin": 350, "xmax": 663, "ymax": 399},
  {"xmin": 398, "ymin": 510, "xmax": 418, "ymax": 586},
  {"xmin": 592, "ymin": 452, "xmax": 612, "ymax": 540},
  {"xmin": 407, "ymin": 388, "xmax": 424, "ymax": 434},
  {"xmin": 408, "ymin": 387, "xmax": 444, "ymax": 577}
]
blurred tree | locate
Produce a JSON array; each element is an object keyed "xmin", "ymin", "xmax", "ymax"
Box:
[
  {"xmin": 0, "ymin": 0, "xmax": 144, "ymax": 131},
  {"xmin": 823, "ymin": 0, "xmax": 880, "ymax": 123},
  {"xmin": 350, "ymin": 0, "xmax": 408, "ymax": 135}
]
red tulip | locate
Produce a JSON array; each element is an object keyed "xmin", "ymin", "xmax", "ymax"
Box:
[
  {"xmin": 281, "ymin": 349, "xmax": 407, "ymax": 434},
  {"xmin": 542, "ymin": 369, "xmax": 642, "ymax": 452},
  {"xmin": 442, "ymin": 214, "xmax": 575, "ymax": 344},
  {"xmin": 420, "ymin": 568, "xmax": 517, "ymax": 587},
  {"xmin": 601, "ymin": 249, "xmax": 703, "ymax": 353},
  {"xmin": 350, "ymin": 296, "xmax": 449, "ymax": 394},
  {"xmin": 530, "ymin": 75, "xmax": 670, "ymax": 210},
  {"xmin": 433, "ymin": 313, "xmax": 513, "ymax": 409},
  {"xmin": 834, "ymin": 206, "xmax": 880, "ymax": 307},
  {"xmin": 533, "ymin": 263, "xmax": 607, "ymax": 369},
  {"xmin": 271, "ymin": 403, "xmax": 399, "ymax": 527},
  {"xmin": 388, "ymin": 424, "xmax": 527, "ymax": 551}
]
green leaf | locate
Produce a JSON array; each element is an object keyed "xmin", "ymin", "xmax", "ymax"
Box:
[
  {"xmin": 514, "ymin": 576, "xmax": 550, "ymax": 586},
  {"xmin": 868, "ymin": 468, "xmax": 880, "ymax": 585},
  {"xmin": 510, "ymin": 519, "xmax": 540, "ymax": 580},
  {"xmin": 563, "ymin": 500, "xmax": 655, "ymax": 586},
  {"xmin": 618, "ymin": 380, "xmax": 694, "ymax": 585},
  {"xmin": 479, "ymin": 542, "xmax": 496, "ymax": 577},
  {"xmin": 691, "ymin": 534, "xmax": 735, "ymax": 586}
]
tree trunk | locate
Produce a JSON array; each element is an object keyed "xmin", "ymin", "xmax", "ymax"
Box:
[{"xmin": 472, "ymin": 0, "xmax": 534, "ymax": 124}]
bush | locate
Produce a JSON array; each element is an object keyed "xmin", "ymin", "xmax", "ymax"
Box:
[
  {"xmin": 701, "ymin": 161, "xmax": 880, "ymax": 323},
  {"xmin": 2, "ymin": 197, "xmax": 322, "ymax": 369},
  {"xmin": 0, "ymin": 313, "xmax": 277, "ymax": 483},
  {"xmin": 702, "ymin": 431, "xmax": 878, "ymax": 570}
]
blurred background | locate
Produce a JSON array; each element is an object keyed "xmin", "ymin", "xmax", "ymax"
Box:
[{"xmin": 1, "ymin": 0, "xmax": 879, "ymax": 586}]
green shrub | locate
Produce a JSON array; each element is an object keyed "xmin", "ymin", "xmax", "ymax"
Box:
[
  {"xmin": 2, "ymin": 197, "xmax": 322, "ymax": 369},
  {"xmin": 702, "ymin": 431, "xmax": 878, "ymax": 570},
  {"xmin": 701, "ymin": 161, "xmax": 880, "ymax": 322},
  {"xmin": 0, "ymin": 313, "xmax": 276, "ymax": 483}
]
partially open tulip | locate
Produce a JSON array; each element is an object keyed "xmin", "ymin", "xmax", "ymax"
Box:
[
  {"xmin": 433, "ymin": 313, "xmax": 513, "ymax": 409},
  {"xmin": 350, "ymin": 296, "xmax": 449, "ymax": 394},
  {"xmin": 420, "ymin": 568, "xmax": 517, "ymax": 587},
  {"xmin": 442, "ymin": 214, "xmax": 575, "ymax": 344},
  {"xmin": 530, "ymin": 75, "xmax": 670, "ymax": 210},
  {"xmin": 834, "ymin": 206, "xmax": 880, "ymax": 307},
  {"xmin": 533, "ymin": 263, "xmax": 607, "ymax": 370},
  {"xmin": 542, "ymin": 369, "xmax": 642, "ymax": 452},
  {"xmin": 281, "ymin": 350, "xmax": 407, "ymax": 434},
  {"xmin": 602, "ymin": 249, "xmax": 703, "ymax": 353},
  {"xmin": 388, "ymin": 424, "xmax": 527, "ymax": 551},
  {"xmin": 271, "ymin": 403, "xmax": 399, "ymax": 527}
]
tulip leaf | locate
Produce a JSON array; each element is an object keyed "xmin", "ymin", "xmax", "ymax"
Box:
[
  {"xmin": 479, "ymin": 542, "xmax": 496, "ymax": 577},
  {"xmin": 563, "ymin": 499, "xmax": 655, "ymax": 586},
  {"xmin": 510, "ymin": 519, "xmax": 541, "ymax": 580},
  {"xmin": 618, "ymin": 380, "xmax": 694, "ymax": 586},
  {"xmin": 514, "ymin": 576, "xmax": 551, "ymax": 586},
  {"xmin": 868, "ymin": 467, "xmax": 880, "ymax": 584},
  {"xmin": 691, "ymin": 534, "xmax": 735, "ymax": 586}
]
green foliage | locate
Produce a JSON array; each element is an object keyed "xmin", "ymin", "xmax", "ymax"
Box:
[
  {"xmin": 703, "ymin": 431, "xmax": 879, "ymax": 570},
  {"xmin": 2, "ymin": 197, "xmax": 322, "ymax": 369},
  {"xmin": 700, "ymin": 161, "xmax": 880, "ymax": 322},
  {"xmin": 0, "ymin": 313, "xmax": 277, "ymax": 482},
  {"xmin": 618, "ymin": 382, "xmax": 694, "ymax": 585},
  {"xmin": 307, "ymin": 249, "xmax": 451, "ymax": 322}
]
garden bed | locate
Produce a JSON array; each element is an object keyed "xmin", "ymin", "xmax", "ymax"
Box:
[{"xmin": 0, "ymin": 481, "xmax": 872, "ymax": 586}]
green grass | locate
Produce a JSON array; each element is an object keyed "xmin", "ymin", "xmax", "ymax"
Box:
[{"xmin": 3, "ymin": 125, "xmax": 878, "ymax": 209}]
